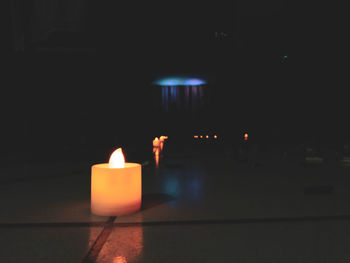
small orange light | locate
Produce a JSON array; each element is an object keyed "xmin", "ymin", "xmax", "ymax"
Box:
[
  {"xmin": 206, "ymin": 135, "xmax": 209, "ymax": 139},
  {"xmin": 153, "ymin": 137, "xmax": 160, "ymax": 147},
  {"xmin": 159, "ymin": 136, "xmax": 167, "ymax": 151},
  {"xmin": 194, "ymin": 135, "xmax": 199, "ymax": 139},
  {"xmin": 244, "ymin": 133, "xmax": 248, "ymax": 141},
  {"xmin": 214, "ymin": 135, "xmax": 218, "ymax": 139},
  {"xmin": 200, "ymin": 135, "xmax": 203, "ymax": 139}
]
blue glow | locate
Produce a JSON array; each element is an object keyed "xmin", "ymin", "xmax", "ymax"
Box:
[
  {"xmin": 164, "ymin": 177, "xmax": 180, "ymax": 198},
  {"xmin": 184, "ymin": 78, "xmax": 206, "ymax": 86},
  {"xmin": 154, "ymin": 77, "xmax": 206, "ymax": 86}
]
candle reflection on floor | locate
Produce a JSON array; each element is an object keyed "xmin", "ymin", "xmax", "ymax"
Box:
[
  {"xmin": 153, "ymin": 147, "xmax": 161, "ymax": 168},
  {"xmin": 155, "ymin": 151, "xmax": 160, "ymax": 168},
  {"xmin": 113, "ymin": 256, "xmax": 127, "ymax": 263},
  {"xmin": 95, "ymin": 226, "xmax": 143, "ymax": 263}
]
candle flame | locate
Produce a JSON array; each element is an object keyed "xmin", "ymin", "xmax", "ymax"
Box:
[
  {"xmin": 244, "ymin": 133, "xmax": 248, "ymax": 141},
  {"xmin": 153, "ymin": 137, "xmax": 159, "ymax": 147},
  {"xmin": 109, "ymin": 148, "xmax": 125, "ymax": 168}
]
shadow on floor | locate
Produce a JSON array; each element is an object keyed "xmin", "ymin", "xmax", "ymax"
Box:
[{"xmin": 141, "ymin": 193, "xmax": 175, "ymax": 211}]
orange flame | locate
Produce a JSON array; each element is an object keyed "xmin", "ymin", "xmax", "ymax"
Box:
[
  {"xmin": 244, "ymin": 133, "xmax": 248, "ymax": 141},
  {"xmin": 109, "ymin": 148, "xmax": 125, "ymax": 168},
  {"xmin": 153, "ymin": 137, "xmax": 160, "ymax": 147}
]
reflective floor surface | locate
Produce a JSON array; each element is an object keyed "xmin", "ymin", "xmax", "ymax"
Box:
[{"xmin": 1, "ymin": 149, "xmax": 350, "ymax": 262}]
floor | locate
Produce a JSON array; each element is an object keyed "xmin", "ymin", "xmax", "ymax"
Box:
[{"xmin": 1, "ymin": 145, "xmax": 350, "ymax": 263}]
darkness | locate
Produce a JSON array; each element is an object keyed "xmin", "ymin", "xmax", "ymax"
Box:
[{"xmin": 1, "ymin": 1, "xmax": 349, "ymax": 165}]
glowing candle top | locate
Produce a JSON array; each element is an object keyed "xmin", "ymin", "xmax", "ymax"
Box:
[
  {"xmin": 244, "ymin": 133, "xmax": 248, "ymax": 141},
  {"xmin": 109, "ymin": 148, "xmax": 125, "ymax": 168},
  {"xmin": 153, "ymin": 137, "xmax": 160, "ymax": 147},
  {"xmin": 159, "ymin": 136, "xmax": 168, "ymax": 142}
]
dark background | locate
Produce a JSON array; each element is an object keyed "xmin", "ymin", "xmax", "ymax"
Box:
[{"xmin": 1, "ymin": 1, "xmax": 349, "ymax": 165}]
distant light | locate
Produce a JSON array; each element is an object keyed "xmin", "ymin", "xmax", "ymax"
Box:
[
  {"xmin": 214, "ymin": 31, "xmax": 229, "ymax": 38},
  {"xmin": 244, "ymin": 133, "xmax": 248, "ymax": 141},
  {"xmin": 200, "ymin": 135, "xmax": 203, "ymax": 139},
  {"xmin": 206, "ymin": 135, "xmax": 209, "ymax": 139},
  {"xmin": 153, "ymin": 77, "xmax": 206, "ymax": 86},
  {"xmin": 160, "ymin": 79, "xmax": 181, "ymax": 86},
  {"xmin": 194, "ymin": 135, "xmax": 199, "ymax": 139},
  {"xmin": 214, "ymin": 135, "xmax": 218, "ymax": 139},
  {"xmin": 184, "ymin": 78, "xmax": 206, "ymax": 86}
]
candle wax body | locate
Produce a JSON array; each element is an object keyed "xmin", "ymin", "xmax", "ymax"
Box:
[{"xmin": 91, "ymin": 163, "xmax": 142, "ymax": 216}]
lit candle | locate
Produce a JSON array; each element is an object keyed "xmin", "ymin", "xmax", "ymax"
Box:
[
  {"xmin": 159, "ymin": 135, "xmax": 168, "ymax": 151},
  {"xmin": 244, "ymin": 133, "xmax": 248, "ymax": 141},
  {"xmin": 153, "ymin": 137, "xmax": 160, "ymax": 148},
  {"xmin": 91, "ymin": 148, "xmax": 142, "ymax": 216}
]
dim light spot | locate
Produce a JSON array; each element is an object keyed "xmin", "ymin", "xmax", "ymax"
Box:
[
  {"xmin": 206, "ymin": 135, "xmax": 209, "ymax": 139},
  {"xmin": 200, "ymin": 135, "xmax": 203, "ymax": 139},
  {"xmin": 194, "ymin": 135, "xmax": 199, "ymax": 139},
  {"xmin": 214, "ymin": 135, "xmax": 218, "ymax": 139}
]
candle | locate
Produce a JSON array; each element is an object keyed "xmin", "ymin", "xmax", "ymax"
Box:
[
  {"xmin": 244, "ymin": 133, "xmax": 248, "ymax": 141},
  {"xmin": 159, "ymin": 135, "xmax": 168, "ymax": 151},
  {"xmin": 153, "ymin": 137, "xmax": 160, "ymax": 148},
  {"xmin": 91, "ymin": 148, "xmax": 142, "ymax": 216}
]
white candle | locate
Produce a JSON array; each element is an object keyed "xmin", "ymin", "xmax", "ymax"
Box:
[{"xmin": 91, "ymin": 148, "xmax": 142, "ymax": 216}]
